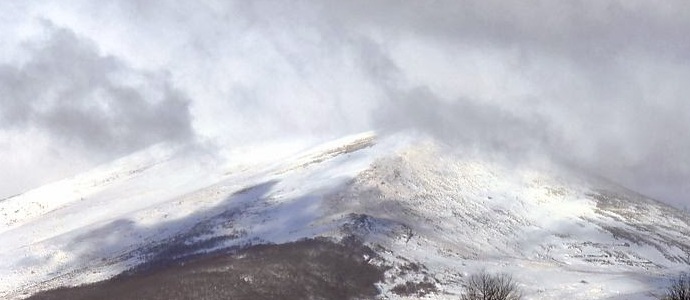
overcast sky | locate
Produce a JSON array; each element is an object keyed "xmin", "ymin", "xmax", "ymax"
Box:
[{"xmin": 1, "ymin": 1, "xmax": 689, "ymax": 206}]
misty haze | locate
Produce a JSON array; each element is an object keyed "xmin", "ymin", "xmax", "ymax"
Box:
[{"xmin": 2, "ymin": 1, "xmax": 690, "ymax": 299}]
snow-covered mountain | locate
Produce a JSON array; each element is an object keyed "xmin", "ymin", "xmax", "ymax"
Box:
[{"xmin": 2, "ymin": 133, "xmax": 689, "ymax": 299}]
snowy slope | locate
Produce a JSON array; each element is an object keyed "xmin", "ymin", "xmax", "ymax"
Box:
[
  {"xmin": 2, "ymin": 132, "xmax": 689, "ymax": 299},
  {"xmin": 323, "ymin": 141, "xmax": 690, "ymax": 299}
]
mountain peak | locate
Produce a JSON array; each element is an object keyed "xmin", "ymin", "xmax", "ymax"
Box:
[{"xmin": 2, "ymin": 133, "xmax": 688, "ymax": 299}]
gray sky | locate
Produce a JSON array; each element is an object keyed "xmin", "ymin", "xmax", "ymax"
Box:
[{"xmin": 1, "ymin": 1, "xmax": 689, "ymax": 206}]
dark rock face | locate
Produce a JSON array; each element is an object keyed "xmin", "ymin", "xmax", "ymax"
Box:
[{"xmin": 27, "ymin": 237, "xmax": 385, "ymax": 300}]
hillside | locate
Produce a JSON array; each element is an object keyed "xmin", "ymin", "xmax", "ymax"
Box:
[{"xmin": 2, "ymin": 133, "xmax": 690, "ymax": 299}]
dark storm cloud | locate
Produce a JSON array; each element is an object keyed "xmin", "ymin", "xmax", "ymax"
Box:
[{"xmin": 0, "ymin": 24, "xmax": 193, "ymax": 156}]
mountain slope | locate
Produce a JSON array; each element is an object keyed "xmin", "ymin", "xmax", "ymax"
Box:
[
  {"xmin": 2, "ymin": 133, "xmax": 689, "ymax": 299},
  {"xmin": 324, "ymin": 142, "xmax": 690, "ymax": 298}
]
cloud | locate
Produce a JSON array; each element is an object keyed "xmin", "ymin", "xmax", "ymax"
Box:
[
  {"xmin": 344, "ymin": 0, "xmax": 690, "ymax": 205},
  {"xmin": 0, "ymin": 22, "xmax": 194, "ymax": 197},
  {"xmin": 2, "ymin": 1, "xmax": 690, "ymax": 206},
  {"xmin": 0, "ymin": 23, "xmax": 194, "ymax": 156}
]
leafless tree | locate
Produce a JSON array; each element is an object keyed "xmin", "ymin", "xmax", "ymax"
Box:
[
  {"xmin": 461, "ymin": 271, "xmax": 523, "ymax": 300},
  {"xmin": 663, "ymin": 273, "xmax": 690, "ymax": 300}
]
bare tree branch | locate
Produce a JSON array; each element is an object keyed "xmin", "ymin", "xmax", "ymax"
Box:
[{"xmin": 461, "ymin": 271, "xmax": 522, "ymax": 300}]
